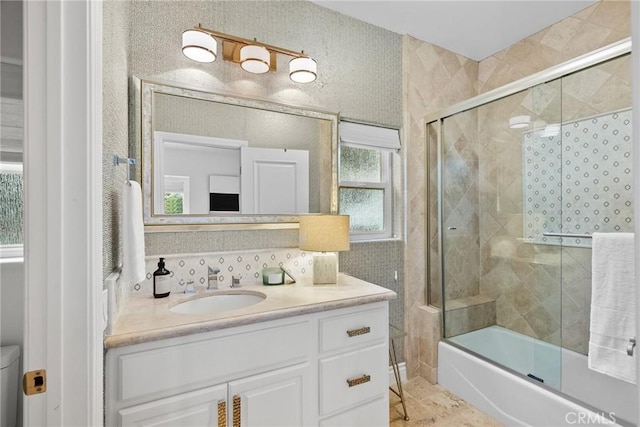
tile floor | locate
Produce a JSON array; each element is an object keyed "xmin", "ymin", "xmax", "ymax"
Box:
[{"xmin": 389, "ymin": 376, "xmax": 504, "ymax": 427}]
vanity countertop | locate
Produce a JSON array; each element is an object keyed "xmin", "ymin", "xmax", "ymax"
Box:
[{"xmin": 105, "ymin": 273, "xmax": 396, "ymax": 349}]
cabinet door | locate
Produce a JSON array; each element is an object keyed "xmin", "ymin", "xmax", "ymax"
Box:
[
  {"xmin": 228, "ymin": 363, "xmax": 309, "ymax": 427},
  {"xmin": 119, "ymin": 384, "xmax": 227, "ymax": 427}
]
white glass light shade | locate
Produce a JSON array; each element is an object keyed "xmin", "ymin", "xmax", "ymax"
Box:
[
  {"xmin": 509, "ymin": 115, "xmax": 531, "ymax": 129},
  {"xmin": 182, "ymin": 30, "xmax": 217, "ymax": 63},
  {"xmin": 289, "ymin": 57, "xmax": 317, "ymax": 83},
  {"xmin": 240, "ymin": 45, "xmax": 270, "ymax": 74}
]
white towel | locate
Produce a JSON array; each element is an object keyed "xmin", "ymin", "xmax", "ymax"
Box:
[
  {"xmin": 588, "ymin": 232, "xmax": 636, "ymax": 384},
  {"xmin": 120, "ymin": 180, "xmax": 146, "ymax": 286}
]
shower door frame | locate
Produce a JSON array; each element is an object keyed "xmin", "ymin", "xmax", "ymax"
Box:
[{"xmin": 424, "ymin": 37, "xmax": 632, "ymax": 338}]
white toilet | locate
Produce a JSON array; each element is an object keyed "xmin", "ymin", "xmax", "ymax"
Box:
[{"xmin": 0, "ymin": 346, "xmax": 20, "ymax": 427}]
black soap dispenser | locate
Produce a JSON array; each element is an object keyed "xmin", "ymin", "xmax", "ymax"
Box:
[{"xmin": 153, "ymin": 257, "xmax": 171, "ymax": 298}]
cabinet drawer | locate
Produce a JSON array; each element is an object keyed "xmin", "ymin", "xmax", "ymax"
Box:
[
  {"xmin": 119, "ymin": 321, "xmax": 310, "ymax": 401},
  {"xmin": 319, "ymin": 342, "xmax": 387, "ymax": 416},
  {"xmin": 319, "ymin": 307, "xmax": 387, "ymax": 353},
  {"xmin": 320, "ymin": 396, "xmax": 388, "ymax": 427}
]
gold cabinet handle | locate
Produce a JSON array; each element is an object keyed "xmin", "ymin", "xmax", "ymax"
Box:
[
  {"xmin": 217, "ymin": 400, "xmax": 227, "ymax": 427},
  {"xmin": 346, "ymin": 374, "xmax": 371, "ymax": 387},
  {"xmin": 346, "ymin": 326, "xmax": 371, "ymax": 337},
  {"xmin": 232, "ymin": 395, "xmax": 241, "ymax": 427}
]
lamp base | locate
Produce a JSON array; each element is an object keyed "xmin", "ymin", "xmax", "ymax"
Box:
[{"xmin": 312, "ymin": 253, "xmax": 337, "ymax": 284}]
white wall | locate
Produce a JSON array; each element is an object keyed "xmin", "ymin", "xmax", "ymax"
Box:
[
  {"xmin": 0, "ymin": 261, "xmax": 24, "ymax": 426},
  {"xmin": 164, "ymin": 145, "xmax": 240, "ymax": 214}
]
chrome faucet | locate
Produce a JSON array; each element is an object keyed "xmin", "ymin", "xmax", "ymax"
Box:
[
  {"xmin": 208, "ymin": 266, "xmax": 220, "ymax": 290},
  {"xmin": 231, "ymin": 275, "xmax": 241, "ymax": 288}
]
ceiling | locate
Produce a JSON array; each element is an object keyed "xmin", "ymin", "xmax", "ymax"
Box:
[{"xmin": 310, "ymin": 0, "xmax": 598, "ymax": 61}]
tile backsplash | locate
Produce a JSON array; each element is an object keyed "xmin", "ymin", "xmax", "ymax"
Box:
[{"xmin": 138, "ymin": 248, "xmax": 316, "ymax": 295}]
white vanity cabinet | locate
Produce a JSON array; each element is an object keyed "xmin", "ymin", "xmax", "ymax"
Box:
[
  {"xmin": 317, "ymin": 304, "xmax": 390, "ymax": 426},
  {"xmin": 105, "ymin": 301, "xmax": 389, "ymax": 427}
]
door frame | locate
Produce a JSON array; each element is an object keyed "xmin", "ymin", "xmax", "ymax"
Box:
[{"xmin": 23, "ymin": 1, "xmax": 103, "ymax": 425}]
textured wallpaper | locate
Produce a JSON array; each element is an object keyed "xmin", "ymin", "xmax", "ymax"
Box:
[
  {"xmin": 129, "ymin": 0, "xmax": 402, "ymax": 126},
  {"xmin": 102, "ymin": 0, "xmax": 405, "ymax": 358},
  {"xmin": 102, "ymin": 0, "xmax": 130, "ymax": 278}
]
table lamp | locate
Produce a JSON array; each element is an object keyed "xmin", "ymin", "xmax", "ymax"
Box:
[{"xmin": 298, "ymin": 215, "xmax": 350, "ymax": 284}]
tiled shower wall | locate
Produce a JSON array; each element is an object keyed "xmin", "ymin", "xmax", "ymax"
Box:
[
  {"xmin": 406, "ymin": 0, "xmax": 631, "ymax": 381},
  {"xmin": 403, "ymin": 36, "xmax": 478, "ymax": 380},
  {"xmin": 102, "ymin": 0, "xmax": 405, "ymax": 356}
]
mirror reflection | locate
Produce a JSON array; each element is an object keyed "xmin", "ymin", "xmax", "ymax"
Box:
[{"xmin": 136, "ymin": 78, "xmax": 338, "ymax": 226}]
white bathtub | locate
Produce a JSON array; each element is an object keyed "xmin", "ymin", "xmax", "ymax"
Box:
[{"xmin": 439, "ymin": 326, "xmax": 637, "ymax": 426}]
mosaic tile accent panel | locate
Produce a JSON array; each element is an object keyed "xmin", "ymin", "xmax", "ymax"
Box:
[
  {"xmin": 137, "ymin": 248, "xmax": 315, "ymax": 295},
  {"xmin": 523, "ymin": 109, "xmax": 632, "ymax": 247}
]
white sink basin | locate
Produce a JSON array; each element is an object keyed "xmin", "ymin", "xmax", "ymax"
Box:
[{"xmin": 170, "ymin": 291, "xmax": 266, "ymax": 315}]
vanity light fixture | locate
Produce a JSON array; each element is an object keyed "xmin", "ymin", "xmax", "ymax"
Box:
[
  {"xmin": 240, "ymin": 44, "xmax": 271, "ymax": 74},
  {"xmin": 182, "ymin": 24, "xmax": 318, "ymax": 83}
]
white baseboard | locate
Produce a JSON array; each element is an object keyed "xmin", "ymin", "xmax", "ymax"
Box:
[{"xmin": 389, "ymin": 362, "xmax": 407, "ymax": 386}]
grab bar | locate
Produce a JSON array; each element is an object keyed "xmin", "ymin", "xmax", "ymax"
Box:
[{"xmin": 542, "ymin": 232, "xmax": 593, "ymax": 239}]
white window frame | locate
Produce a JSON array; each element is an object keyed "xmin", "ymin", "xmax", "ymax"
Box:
[
  {"xmin": 0, "ymin": 162, "xmax": 23, "ymax": 259},
  {"xmin": 163, "ymin": 175, "xmax": 190, "ymax": 214},
  {"xmin": 338, "ymin": 143, "xmax": 393, "ymax": 241}
]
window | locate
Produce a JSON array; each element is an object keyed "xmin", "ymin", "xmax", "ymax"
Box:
[
  {"xmin": 1, "ymin": 49, "xmax": 24, "ymax": 258},
  {"xmin": 163, "ymin": 175, "xmax": 190, "ymax": 214},
  {"xmin": 0, "ymin": 163, "xmax": 24, "ymax": 258},
  {"xmin": 338, "ymin": 121, "xmax": 400, "ymax": 241}
]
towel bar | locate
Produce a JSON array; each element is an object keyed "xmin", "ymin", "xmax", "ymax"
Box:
[
  {"xmin": 627, "ymin": 338, "xmax": 636, "ymax": 356},
  {"xmin": 542, "ymin": 232, "xmax": 593, "ymax": 239},
  {"xmin": 113, "ymin": 155, "xmax": 136, "ymax": 184}
]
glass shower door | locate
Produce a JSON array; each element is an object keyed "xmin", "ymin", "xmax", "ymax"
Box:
[
  {"xmin": 434, "ymin": 47, "xmax": 634, "ymax": 423},
  {"xmin": 439, "ymin": 78, "xmax": 564, "ymax": 390}
]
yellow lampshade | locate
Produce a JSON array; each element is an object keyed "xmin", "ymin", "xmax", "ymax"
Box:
[{"xmin": 299, "ymin": 215, "xmax": 350, "ymax": 252}]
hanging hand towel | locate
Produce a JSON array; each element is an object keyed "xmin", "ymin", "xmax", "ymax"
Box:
[
  {"xmin": 120, "ymin": 180, "xmax": 146, "ymax": 286},
  {"xmin": 588, "ymin": 232, "xmax": 636, "ymax": 384}
]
